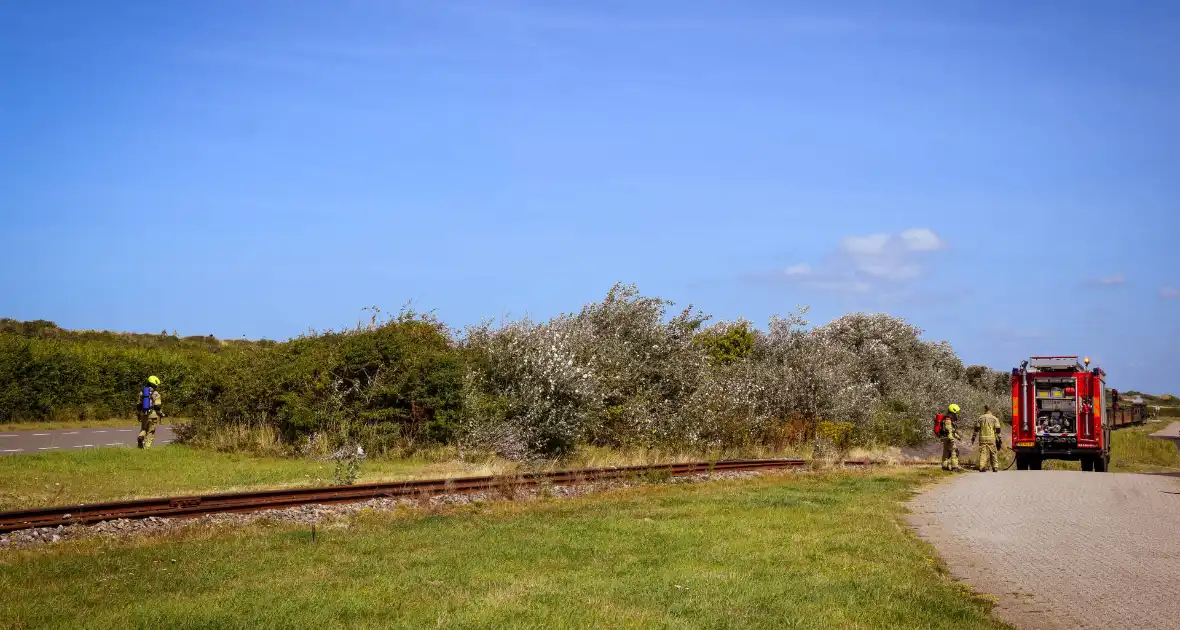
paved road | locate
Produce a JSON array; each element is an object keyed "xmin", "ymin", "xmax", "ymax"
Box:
[
  {"xmin": 1149, "ymin": 421, "xmax": 1180, "ymax": 449},
  {"xmin": 908, "ymin": 471, "xmax": 1180, "ymax": 630},
  {"xmin": 0, "ymin": 426, "xmax": 175, "ymax": 455}
]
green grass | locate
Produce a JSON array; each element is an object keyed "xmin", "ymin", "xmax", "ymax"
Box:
[
  {"xmin": 0, "ymin": 469, "xmax": 1008, "ymax": 630},
  {"xmin": 0, "ymin": 443, "xmax": 813, "ymax": 512},
  {"xmin": 0, "ymin": 446, "xmax": 510, "ymax": 511},
  {"xmin": 0, "ymin": 437, "xmax": 843, "ymax": 512},
  {"xmin": 1039, "ymin": 422, "xmax": 1180, "ymax": 472}
]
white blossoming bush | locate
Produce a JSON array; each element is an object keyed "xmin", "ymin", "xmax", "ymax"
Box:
[
  {"xmin": 459, "ymin": 283, "xmax": 1011, "ymax": 458},
  {"xmin": 749, "ymin": 310, "xmax": 878, "ymax": 432},
  {"xmin": 460, "ymin": 315, "xmax": 600, "ymax": 459},
  {"xmin": 574, "ymin": 285, "xmax": 708, "ymax": 448}
]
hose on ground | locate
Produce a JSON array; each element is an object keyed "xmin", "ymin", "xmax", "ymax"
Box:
[{"xmin": 1001, "ymin": 446, "xmax": 1017, "ymax": 471}]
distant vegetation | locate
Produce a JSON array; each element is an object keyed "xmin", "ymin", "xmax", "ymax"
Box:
[
  {"xmin": 0, "ymin": 284, "xmax": 1012, "ymax": 458},
  {"xmin": 1124, "ymin": 391, "xmax": 1180, "ymax": 418},
  {"xmin": 0, "ymin": 318, "xmax": 244, "ymax": 422}
]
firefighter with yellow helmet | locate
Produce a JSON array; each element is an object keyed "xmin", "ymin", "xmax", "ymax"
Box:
[
  {"xmin": 971, "ymin": 404, "xmax": 1004, "ymax": 472},
  {"xmin": 940, "ymin": 403, "xmax": 962, "ymax": 471},
  {"xmin": 137, "ymin": 375, "xmax": 165, "ymax": 449}
]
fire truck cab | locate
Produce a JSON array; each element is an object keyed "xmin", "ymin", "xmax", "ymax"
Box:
[{"xmin": 1010, "ymin": 356, "xmax": 1111, "ymax": 471}]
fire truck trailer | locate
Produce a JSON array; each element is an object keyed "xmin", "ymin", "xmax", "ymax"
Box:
[{"xmin": 1009, "ymin": 355, "xmax": 1141, "ymax": 471}]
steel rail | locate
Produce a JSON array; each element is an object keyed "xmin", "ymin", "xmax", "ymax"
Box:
[{"xmin": 0, "ymin": 458, "xmax": 923, "ymax": 533}]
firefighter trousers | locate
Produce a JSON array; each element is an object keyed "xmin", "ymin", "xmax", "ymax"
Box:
[
  {"xmin": 138, "ymin": 414, "xmax": 158, "ymax": 449},
  {"xmin": 977, "ymin": 443, "xmax": 998, "ymax": 472},
  {"xmin": 941, "ymin": 438, "xmax": 959, "ymax": 470}
]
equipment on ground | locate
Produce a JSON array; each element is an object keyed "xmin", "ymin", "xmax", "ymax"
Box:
[{"xmin": 1009, "ymin": 355, "xmax": 1144, "ymax": 471}]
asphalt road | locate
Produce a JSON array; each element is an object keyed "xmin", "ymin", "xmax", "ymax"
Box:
[
  {"xmin": 908, "ymin": 470, "xmax": 1180, "ymax": 630},
  {"xmin": 1150, "ymin": 421, "xmax": 1180, "ymax": 449},
  {"xmin": 0, "ymin": 426, "xmax": 175, "ymax": 455}
]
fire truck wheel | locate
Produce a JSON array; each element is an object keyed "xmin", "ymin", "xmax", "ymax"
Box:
[
  {"xmin": 1094, "ymin": 455, "xmax": 1109, "ymax": 472},
  {"xmin": 1029, "ymin": 457, "xmax": 1043, "ymax": 470},
  {"xmin": 1016, "ymin": 456, "xmax": 1028, "ymax": 470},
  {"xmin": 1081, "ymin": 457, "xmax": 1094, "ymax": 472}
]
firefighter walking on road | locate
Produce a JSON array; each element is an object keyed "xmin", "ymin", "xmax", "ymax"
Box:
[
  {"xmin": 137, "ymin": 375, "xmax": 165, "ymax": 449},
  {"xmin": 940, "ymin": 404, "xmax": 962, "ymax": 471},
  {"xmin": 972, "ymin": 404, "xmax": 1004, "ymax": 472}
]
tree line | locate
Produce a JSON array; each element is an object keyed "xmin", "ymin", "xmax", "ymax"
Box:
[{"xmin": 0, "ymin": 285, "xmax": 1011, "ymax": 458}]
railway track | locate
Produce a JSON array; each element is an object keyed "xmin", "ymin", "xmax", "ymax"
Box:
[{"xmin": 0, "ymin": 457, "xmax": 928, "ymax": 533}]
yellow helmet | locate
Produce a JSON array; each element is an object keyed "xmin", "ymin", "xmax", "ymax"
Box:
[
  {"xmin": 147, "ymin": 375, "xmax": 161, "ymax": 387},
  {"xmin": 948, "ymin": 403, "xmax": 961, "ymax": 414}
]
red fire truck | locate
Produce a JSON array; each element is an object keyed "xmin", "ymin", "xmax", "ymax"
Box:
[{"xmin": 1009, "ymin": 356, "xmax": 1119, "ymax": 471}]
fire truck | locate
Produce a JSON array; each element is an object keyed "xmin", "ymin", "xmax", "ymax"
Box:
[{"xmin": 1009, "ymin": 356, "xmax": 1126, "ymax": 471}]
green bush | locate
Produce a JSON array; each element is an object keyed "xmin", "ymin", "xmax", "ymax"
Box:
[
  {"xmin": 0, "ymin": 332, "xmax": 223, "ymax": 422},
  {"xmin": 0, "ymin": 287, "xmax": 1019, "ymax": 458}
]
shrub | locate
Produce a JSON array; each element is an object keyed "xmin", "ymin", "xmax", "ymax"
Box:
[{"xmin": 0, "ymin": 285, "xmax": 1015, "ymax": 459}]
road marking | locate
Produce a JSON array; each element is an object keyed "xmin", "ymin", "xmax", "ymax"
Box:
[
  {"xmin": 64, "ymin": 431, "xmax": 80, "ymax": 435},
  {"xmin": 38, "ymin": 447, "xmax": 59, "ymax": 450},
  {"xmin": 72, "ymin": 445, "xmax": 87, "ymax": 448},
  {"xmin": 2, "ymin": 449, "xmax": 22, "ymax": 453},
  {"xmin": 106, "ymin": 443, "xmax": 123, "ymax": 446},
  {"xmin": 117, "ymin": 429, "xmax": 133, "ymax": 432},
  {"xmin": 81, "ymin": 444, "xmax": 94, "ymax": 447},
  {"xmin": 0, "ymin": 435, "xmax": 16, "ymax": 438},
  {"xmin": 32, "ymin": 433, "xmax": 49, "ymax": 436}
]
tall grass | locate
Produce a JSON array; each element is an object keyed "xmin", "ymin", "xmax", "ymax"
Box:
[{"xmin": 1039, "ymin": 423, "xmax": 1180, "ymax": 472}]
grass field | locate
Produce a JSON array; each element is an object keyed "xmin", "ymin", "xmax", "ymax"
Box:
[
  {"xmin": 1, "ymin": 434, "xmax": 845, "ymax": 512},
  {"xmin": 0, "ymin": 469, "xmax": 1008, "ymax": 630},
  {"xmin": 0, "ymin": 443, "xmax": 820, "ymax": 512},
  {"xmin": 0, "ymin": 446, "xmax": 513, "ymax": 511},
  {"xmin": 5, "ymin": 418, "xmax": 1173, "ymax": 513}
]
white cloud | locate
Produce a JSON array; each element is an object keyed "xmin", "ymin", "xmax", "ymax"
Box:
[
  {"xmin": 858, "ymin": 262, "xmax": 921, "ymax": 281},
  {"xmin": 899, "ymin": 228, "xmax": 948, "ymax": 252},
  {"xmin": 839, "ymin": 233, "xmax": 890, "ymax": 256},
  {"xmin": 1161, "ymin": 286, "xmax": 1180, "ymax": 299},
  {"xmin": 782, "ymin": 227, "xmax": 948, "ymax": 296},
  {"xmin": 1097, "ymin": 273, "xmax": 1126, "ymax": 285}
]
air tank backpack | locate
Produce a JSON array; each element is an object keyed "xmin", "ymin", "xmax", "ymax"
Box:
[
  {"xmin": 934, "ymin": 413, "xmax": 946, "ymax": 438},
  {"xmin": 141, "ymin": 386, "xmax": 153, "ymax": 413}
]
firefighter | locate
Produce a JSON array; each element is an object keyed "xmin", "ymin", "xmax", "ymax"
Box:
[
  {"xmin": 137, "ymin": 375, "xmax": 165, "ymax": 449},
  {"xmin": 971, "ymin": 404, "xmax": 1003, "ymax": 472},
  {"xmin": 941, "ymin": 404, "xmax": 962, "ymax": 471}
]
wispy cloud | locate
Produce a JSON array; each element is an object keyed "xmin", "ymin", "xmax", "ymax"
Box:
[
  {"xmin": 984, "ymin": 324, "xmax": 1048, "ymax": 349},
  {"xmin": 419, "ymin": 2, "xmax": 1019, "ymax": 41},
  {"xmin": 780, "ymin": 227, "xmax": 949, "ymax": 296},
  {"xmin": 426, "ymin": 3, "xmax": 870, "ymax": 36},
  {"xmin": 188, "ymin": 3, "xmax": 1024, "ymax": 82},
  {"xmin": 1161, "ymin": 286, "xmax": 1180, "ymax": 299},
  {"xmin": 1080, "ymin": 272, "xmax": 1128, "ymax": 289}
]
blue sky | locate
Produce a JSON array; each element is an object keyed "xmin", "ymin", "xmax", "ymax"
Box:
[{"xmin": 1, "ymin": 1, "xmax": 1177, "ymax": 393}]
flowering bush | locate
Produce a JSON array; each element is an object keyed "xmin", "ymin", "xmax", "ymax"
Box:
[{"xmin": 458, "ymin": 283, "xmax": 1010, "ymax": 458}]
